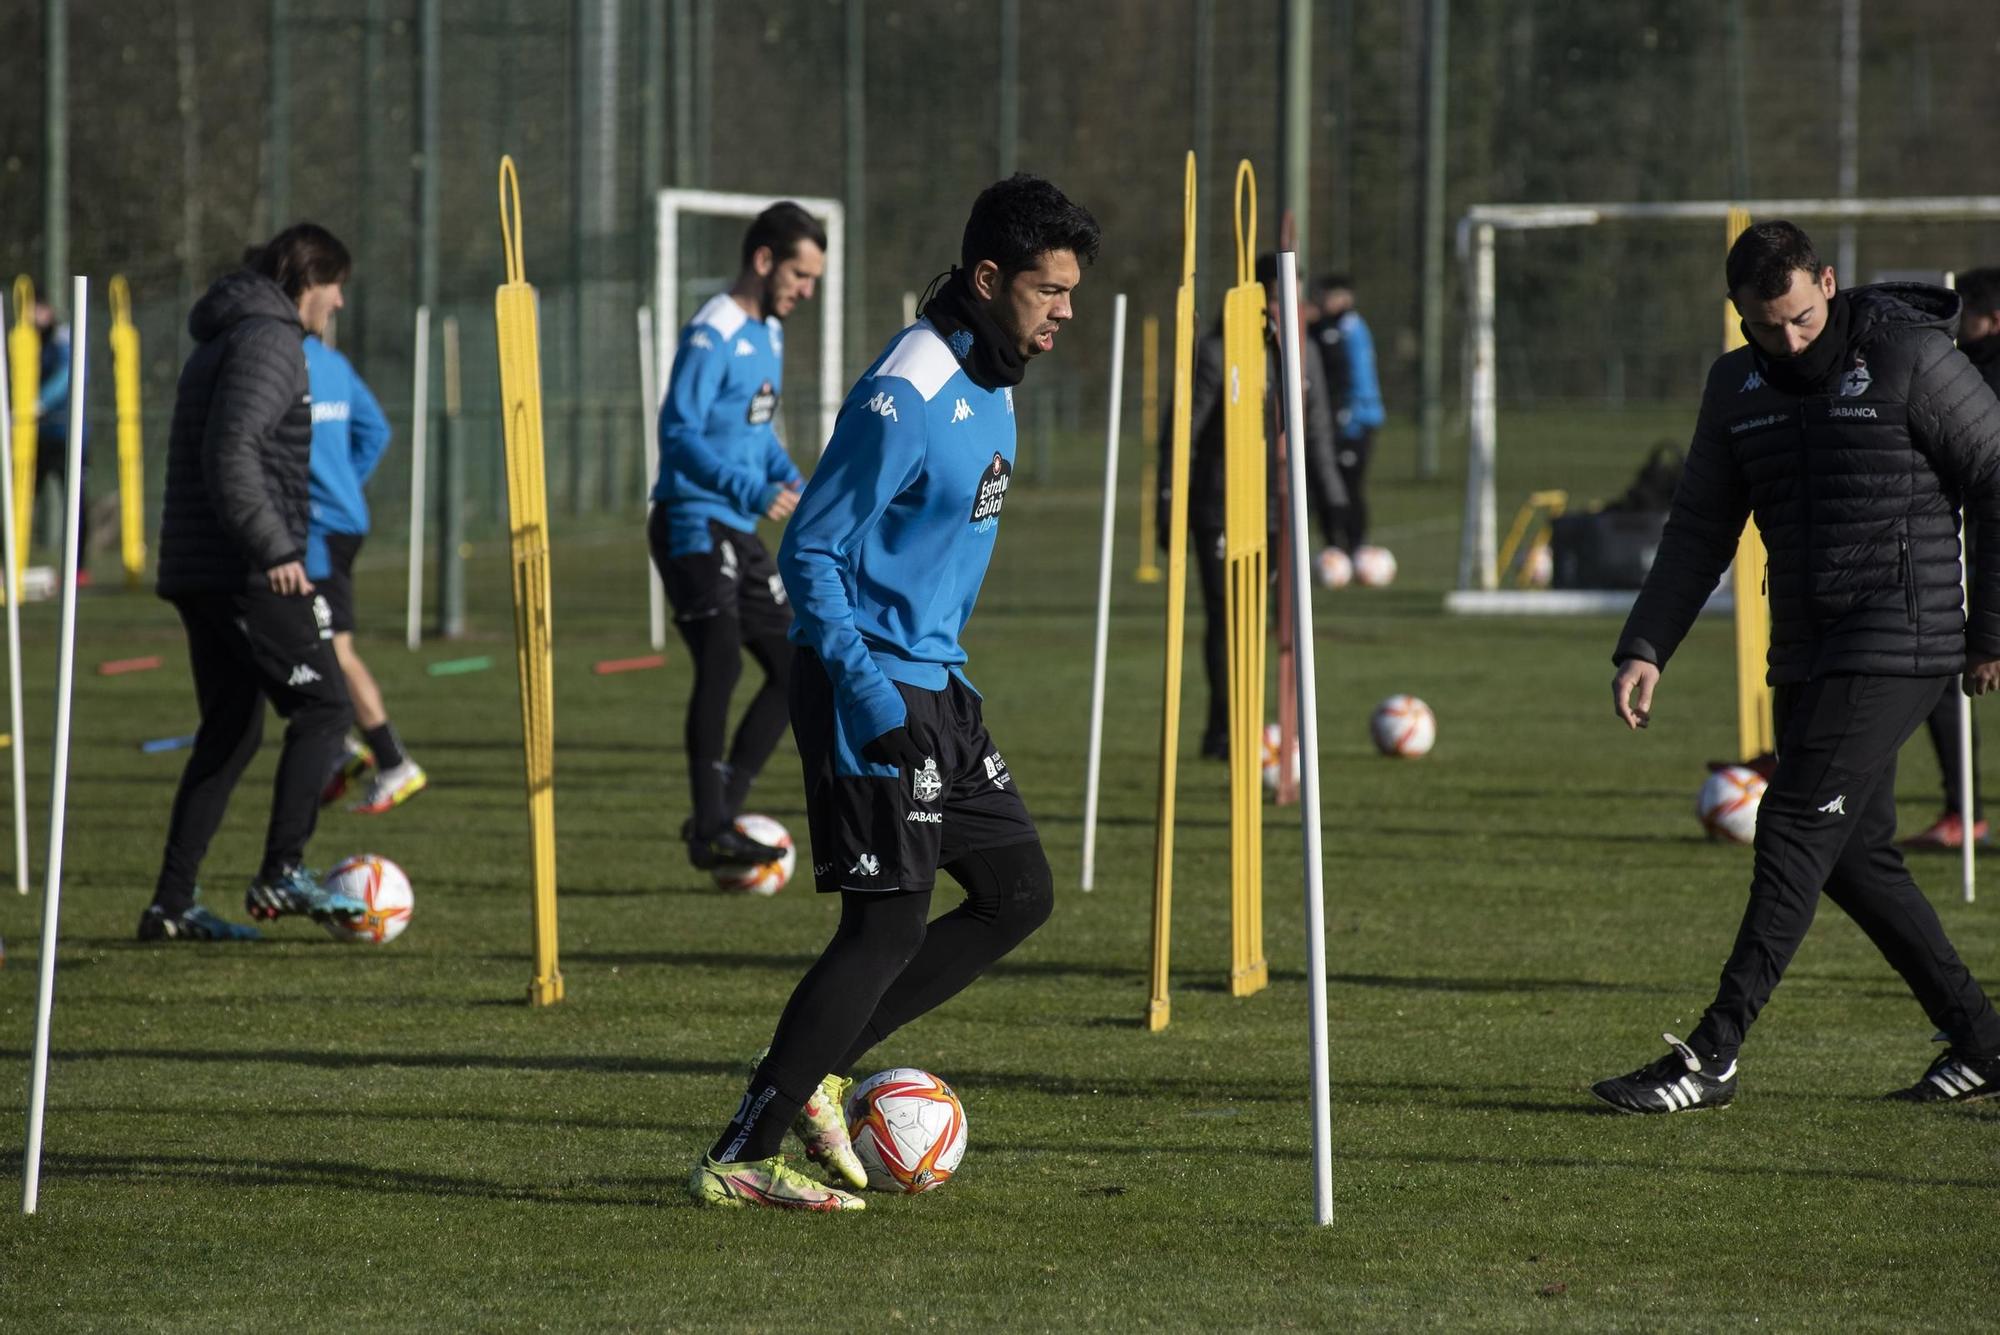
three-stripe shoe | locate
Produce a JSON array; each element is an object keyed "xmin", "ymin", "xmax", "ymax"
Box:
[
  {"xmin": 1886, "ymin": 1049, "xmax": 1999, "ymax": 1104},
  {"xmin": 1591, "ymin": 1032, "xmax": 1738, "ymax": 1115}
]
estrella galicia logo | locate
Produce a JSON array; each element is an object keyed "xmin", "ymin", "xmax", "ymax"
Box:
[
  {"xmin": 969, "ymin": 453, "xmax": 1012, "ymax": 528},
  {"xmin": 747, "ymin": 380, "xmax": 778, "ymax": 425},
  {"xmin": 949, "ymin": 328, "xmax": 975, "ymax": 360}
]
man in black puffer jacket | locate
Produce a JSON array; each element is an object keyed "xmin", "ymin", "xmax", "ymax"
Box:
[
  {"xmin": 1596, "ymin": 221, "xmax": 2000, "ymax": 1112},
  {"xmin": 140, "ymin": 224, "xmax": 366, "ymax": 942}
]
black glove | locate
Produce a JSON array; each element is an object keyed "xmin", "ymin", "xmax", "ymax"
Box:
[{"xmin": 862, "ymin": 725, "xmax": 927, "ymax": 770}]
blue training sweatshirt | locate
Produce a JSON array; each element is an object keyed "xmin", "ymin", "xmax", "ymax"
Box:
[
  {"xmin": 652, "ymin": 292, "xmax": 803, "ymax": 556},
  {"xmin": 778, "ymin": 319, "xmax": 1018, "ymax": 757},
  {"xmin": 303, "ymin": 336, "xmax": 392, "ymax": 579},
  {"xmin": 1334, "ymin": 310, "xmax": 1384, "ymax": 437}
]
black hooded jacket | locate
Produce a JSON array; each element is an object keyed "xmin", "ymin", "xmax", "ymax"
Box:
[
  {"xmin": 1616, "ymin": 283, "xmax": 2000, "ymax": 683},
  {"xmin": 156, "ymin": 270, "xmax": 313, "ymax": 597}
]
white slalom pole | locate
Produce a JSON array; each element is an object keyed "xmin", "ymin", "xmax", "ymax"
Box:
[
  {"xmin": 1080, "ymin": 295, "xmax": 1128, "ymax": 891},
  {"xmin": 1277, "ymin": 252, "xmax": 1333, "ymax": 1227},
  {"xmin": 23, "ymin": 276, "xmax": 89, "ymax": 1214},
  {"xmin": 1962, "ymin": 509, "xmax": 1977, "ymax": 904},
  {"xmin": 0, "ymin": 306, "xmax": 26, "ymax": 895},
  {"xmin": 405, "ymin": 305, "xmax": 431, "ymax": 651},
  {"xmin": 638, "ymin": 306, "xmax": 667, "ymax": 651}
]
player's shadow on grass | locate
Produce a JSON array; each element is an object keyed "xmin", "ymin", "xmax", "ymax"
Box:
[
  {"xmin": 61, "ymin": 1101, "xmax": 709, "ymax": 1137},
  {"xmin": 1343, "ymin": 1146, "xmax": 2000, "ymax": 1193}
]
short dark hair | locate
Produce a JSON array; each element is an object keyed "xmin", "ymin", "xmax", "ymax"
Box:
[
  {"xmin": 1726, "ymin": 221, "xmax": 1823, "ymax": 302},
  {"xmin": 741, "ymin": 202, "xmax": 826, "ymax": 270},
  {"xmin": 961, "ymin": 174, "xmax": 1101, "ymax": 277},
  {"xmin": 1311, "ymin": 274, "xmax": 1353, "ymax": 299},
  {"xmin": 1956, "ymin": 267, "xmax": 2000, "ymax": 316},
  {"xmin": 248, "ymin": 223, "xmax": 352, "ymax": 299}
]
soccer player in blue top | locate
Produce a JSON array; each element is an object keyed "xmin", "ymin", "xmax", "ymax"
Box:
[
  {"xmin": 651, "ymin": 203, "xmax": 824, "ymax": 870},
  {"xmin": 1307, "ymin": 274, "xmax": 1386, "ymax": 555},
  {"xmin": 689, "ymin": 175, "xmax": 1100, "ymax": 1211},
  {"xmin": 301, "ymin": 334, "xmax": 428, "ymax": 815}
]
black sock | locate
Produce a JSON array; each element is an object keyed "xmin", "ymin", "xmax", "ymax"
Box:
[
  {"xmin": 690, "ymin": 758, "xmax": 731, "ymax": 840},
  {"xmin": 708, "ymin": 1071, "xmax": 807, "ymax": 1164},
  {"xmin": 362, "ymin": 722, "xmax": 407, "ymax": 770}
]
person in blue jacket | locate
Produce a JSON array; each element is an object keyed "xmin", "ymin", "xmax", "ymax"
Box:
[
  {"xmin": 304, "ymin": 334, "xmax": 427, "ymax": 815},
  {"xmin": 688, "ymin": 175, "xmax": 1100, "ymax": 1212},
  {"xmin": 31, "ymin": 302, "xmax": 91, "ymax": 577},
  {"xmin": 1307, "ymin": 275, "xmax": 1386, "ymax": 554},
  {"xmin": 650, "ymin": 202, "xmax": 824, "ymax": 870}
]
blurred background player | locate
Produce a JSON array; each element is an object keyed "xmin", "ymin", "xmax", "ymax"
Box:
[
  {"xmin": 303, "ymin": 327, "xmax": 428, "ymax": 815},
  {"xmin": 688, "ymin": 175, "xmax": 1096, "ymax": 1211},
  {"xmin": 31, "ymin": 300, "xmax": 90, "ymax": 581},
  {"xmin": 1307, "ymin": 274, "xmax": 1384, "ymax": 558},
  {"xmin": 1902, "ymin": 264, "xmax": 2000, "ymax": 849},
  {"xmin": 650, "ymin": 202, "xmax": 824, "ymax": 871},
  {"xmin": 141, "ymin": 224, "xmax": 368, "ymax": 941},
  {"xmin": 1158, "ymin": 253, "xmax": 1343, "ymax": 760}
]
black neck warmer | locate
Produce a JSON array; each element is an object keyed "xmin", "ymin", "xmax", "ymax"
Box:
[
  {"xmin": 1751, "ymin": 292, "xmax": 1852, "ymax": 396},
  {"xmin": 920, "ymin": 269, "xmax": 1026, "ymax": 392},
  {"xmin": 1962, "ymin": 331, "xmax": 2000, "ymax": 372}
]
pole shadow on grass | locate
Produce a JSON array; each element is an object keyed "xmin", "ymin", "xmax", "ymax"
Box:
[
  {"xmin": 58, "ymin": 1101, "xmax": 710, "ymax": 1137},
  {"xmin": 1337, "ymin": 1146, "xmax": 2000, "ymax": 1193},
  {"xmin": 0, "ymin": 1047, "xmax": 743, "ymax": 1077}
]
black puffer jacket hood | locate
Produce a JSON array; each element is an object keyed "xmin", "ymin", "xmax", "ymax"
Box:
[
  {"xmin": 156, "ymin": 270, "xmax": 313, "ymax": 596},
  {"xmin": 1616, "ymin": 282, "xmax": 2000, "ymax": 684}
]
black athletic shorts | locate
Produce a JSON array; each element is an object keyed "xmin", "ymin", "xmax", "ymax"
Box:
[
  {"xmin": 792, "ymin": 648, "xmax": 1037, "ymax": 894},
  {"xmin": 648, "ymin": 509, "xmax": 792, "ymax": 641},
  {"xmin": 317, "ymin": 531, "xmax": 364, "ymax": 634}
]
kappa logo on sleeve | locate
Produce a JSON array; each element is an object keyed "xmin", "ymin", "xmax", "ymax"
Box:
[
  {"xmin": 689, "ymin": 331, "xmax": 713, "ymax": 351},
  {"xmin": 969, "ymin": 453, "xmax": 1012, "ymax": 528},
  {"xmin": 866, "ymin": 392, "xmax": 898, "ymax": 421}
]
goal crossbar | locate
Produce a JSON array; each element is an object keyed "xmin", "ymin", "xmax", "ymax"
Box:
[{"xmin": 1456, "ymin": 196, "xmax": 2000, "ymax": 592}]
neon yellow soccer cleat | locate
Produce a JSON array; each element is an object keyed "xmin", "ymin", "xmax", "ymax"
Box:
[
  {"xmin": 794, "ymin": 1073, "xmax": 868, "ymax": 1190},
  {"xmin": 687, "ymin": 1155, "xmax": 865, "ymax": 1211},
  {"xmin": 350, "ymin": 760, "xmax": 427, "ymax": 815}
]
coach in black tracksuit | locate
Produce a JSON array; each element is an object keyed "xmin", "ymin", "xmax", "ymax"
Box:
[
  {"xmin": 140, "ymin": 227, "xmax": 357, "ymax": 942},
  {"xmin": 1598, "ymin": 221, "xmax": 2000, "ymax": 1113},
  {"xmin": 1158, "ymin": 255, "xmax": 1344, "ymax": 760}
]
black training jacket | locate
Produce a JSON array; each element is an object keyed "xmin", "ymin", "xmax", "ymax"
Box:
[
  {"xmin": 1616, "ymin": 283, "xmax": 2000, "ymax": 683},
  {"xmin": 156, "ymin": 270, "xmax": 312, "ymax": 597}
]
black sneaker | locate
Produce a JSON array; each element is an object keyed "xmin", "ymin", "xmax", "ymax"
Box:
[
  {"xmin": 1885, "ymin": 1049, "xmax": 2000, "ymax": 1104},
  {"xmin": 138, "ymin": 895, "xmax": 263, "ymax": 942},
  {"xmin": 1591, "ymin": 1032, "xmax": 1738, "ymax": 1115},
  {"xmin": 687, "ymin": 824, "xmax": 787, "ymax": 870}
]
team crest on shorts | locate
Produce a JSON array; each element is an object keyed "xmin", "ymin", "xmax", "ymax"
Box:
[{"xmin": 912, "ymin": 757, "xmax": 943, "ymax": 803}]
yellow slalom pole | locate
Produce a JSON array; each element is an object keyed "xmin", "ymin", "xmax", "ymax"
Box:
[
  {"xmin": 109, "ymin": 277, "xmax": 146, "ymax": 588},
  {"xmin": 494, "ymin": 155, "xmax": 564, "ymax": 1007},
  {"xmin": 1724, "ymin": 208, "xmax": 1774, "ymax": 760},
  {"xmin": 8, "ymin": 278, "xmax": 39, "ymax": 601},
  {"xmin": 1136, "ymin": 315, "xmax": 1162, "ymax": 583},
  {"xmin": 1147, "ymin": 154, "xmax": 1197, "ymax": 1032},
  {"xmin": 1222, "ymin": 160, "xmax": 1269, "ymax": 999}
]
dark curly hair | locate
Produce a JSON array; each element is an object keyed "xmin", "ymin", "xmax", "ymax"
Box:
[
  {"xmin": 961, "ymin": 174, "xmax": 1101, "ymax": 277},
  {"xmin": 1725, "ymin": 220, "xmax": 1823, "ymax": 302}
]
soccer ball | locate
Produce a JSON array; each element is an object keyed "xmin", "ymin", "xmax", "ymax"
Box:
[
  {"xmin": 1697, "ymin": 766, "xmax": 1765, "ymax": 844},
  {"xmin": 1370, "ymin": 695, "xmax": 1435, "ymax": 758},
  {"xmin": 710, "ymin": 813, "xmax": 795, "ymax": 895},
  {"xmin": 843, "ymin": 1067, "xmax": 969, "ymax": 1194},
  {"xmin": 1314, "ymin": 546, "xmax": 1353, "ymax": 589},
  {"xmin": 1525, "ymin": 544, "xmax": 1554, "ymax": 588},
  {"xmin": 1261, "ymin": 721, "xmax": 1298, "ymax": 794},
  {"xmin": 1353, "ymin": 545, "xmax": 1398, "ymax": 587},
  {"xmin": 321, "ymin": 854, "xmax": 413, "ymax": 944}
]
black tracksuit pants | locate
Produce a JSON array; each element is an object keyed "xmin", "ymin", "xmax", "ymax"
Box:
[
  {"xmin": 153, "ymin": 586, "xmax": 353, "ymax": 909},
  {"xmin": 1690, "ymin": 673, "xmax": 2000, "ymax": 1062},
  {"xmin": 1921, "ymin": 689, "xmax": 1983, "ymax": 818}
]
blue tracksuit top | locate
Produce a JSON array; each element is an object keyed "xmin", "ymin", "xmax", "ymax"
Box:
[
  {"xmin": 652, "ymin": 292, "xmax": 803, "ymax": 556},
  {"xmin": 779, "ymin": 319, "xmax": 1018, "ymax": 750},
  {"xmin": 1334, "ymin": 310, "xmax": 1384, "ymax": 437},
  {"xmin": 36, "ymin": 326, "xmax": 81, "ymax": 445},
  {"xmin": 303, "ymin": 336, "xmax": 392, "ymax": 579}
]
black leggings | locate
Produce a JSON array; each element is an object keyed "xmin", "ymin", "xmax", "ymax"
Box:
[
  {"xmin": 676, "ymin": 613, "xmax": 791, "ymax": 836},
  {"xmin": 716, "ymin": 840, "xmax": 1055, "ymax": 1162}
]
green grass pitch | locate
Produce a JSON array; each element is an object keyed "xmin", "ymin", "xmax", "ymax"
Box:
[{"xmin": 0, "ymin": 409, "xmax": 1995, "ymax": 1331}]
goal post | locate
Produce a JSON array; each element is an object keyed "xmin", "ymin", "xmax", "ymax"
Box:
[
  {"xmin": 653, "ymin": 188, "xmax": 846, "ymax": 457},
  {"xmin": 1457, "ymin": 195, "xmax": 2000, "ymax": 595}
]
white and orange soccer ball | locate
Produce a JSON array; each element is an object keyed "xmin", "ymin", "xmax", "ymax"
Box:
[
  {"xmin": 321, "ymin": 853, "xmax": 414, "ymax": 944},
  {"xmin": 1261, "ymin": 721, "xmax": 1299, "ymax": 795},
  {"xmin": 1370, "ymin": 694, "xmax": 1435, "ymax": 758},
  {"xmin": 1697, "ymin": 766, "xmax": 1766, "ymax": 844},
  {"xmin": 1352, "ymin": 545, "xmax": 1398, "ymax": 587},
  {"xmin": 1314, "ymin": 546, "xmax": 1353, "ymax": 589},
  {"xmin": 843, "ymin": 1067, "xmax": 969, "ymax": 1194},
  {"xmin": 710, "ymin": 813, "xmax": 795, "ymax": 896}
]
